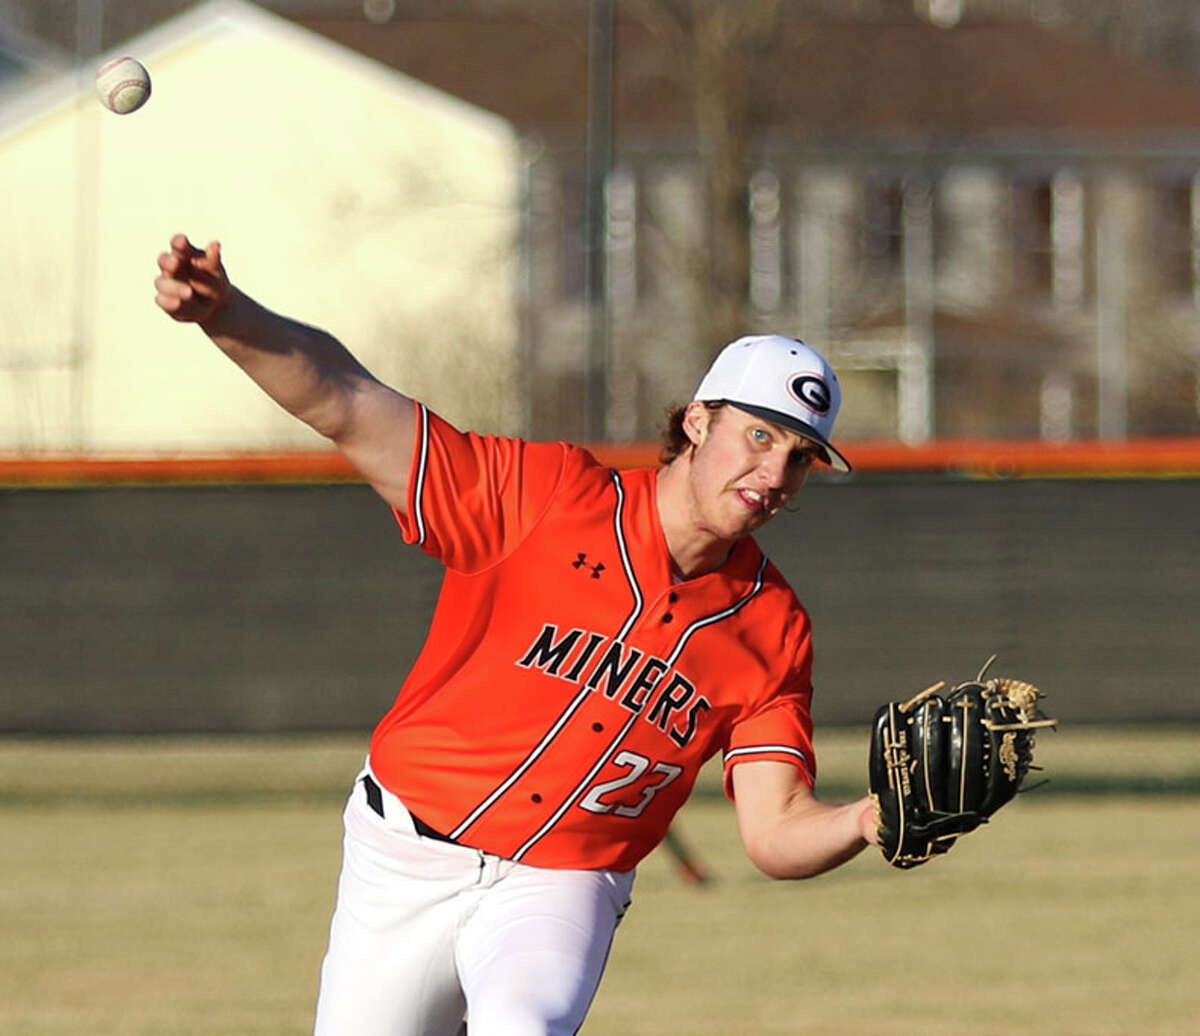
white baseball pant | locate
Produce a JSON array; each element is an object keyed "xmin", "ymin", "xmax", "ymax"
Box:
[{"xmin": 313, "ymin": 767, "xmax": 635, "ymax": 1036}]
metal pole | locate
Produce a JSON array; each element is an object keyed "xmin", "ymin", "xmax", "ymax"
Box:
[{"xmin": 583, "ymin": 0, "xmax": 613, "ymax": 440}]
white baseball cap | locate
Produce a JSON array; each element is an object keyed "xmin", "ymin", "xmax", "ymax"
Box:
[{"xmin": 693, "ymin": 334, "xmax": 852, "ymax": 472}]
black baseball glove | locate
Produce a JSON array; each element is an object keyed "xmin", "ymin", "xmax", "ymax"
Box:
[{"xmin": 868, "ymin": 657, "xmax": 1057, "ymax": 869}]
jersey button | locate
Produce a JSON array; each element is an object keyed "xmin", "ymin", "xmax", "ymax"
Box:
[
  {"xmin": 669, "ymin": 592, "xmax": 679, "ymax": 603},
  {"xmin": 662, "ymin": 612, "xmax": 674, "ymax": 623},
  {"xmin": 592, "ymin": 722, "xmax": 604, "ymax": 732},
  {"xmin": 531, "ymin": 794, "xmax": 542, "ymax": 803}
]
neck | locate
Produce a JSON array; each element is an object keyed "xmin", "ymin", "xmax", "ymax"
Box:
[
  {"xmin": 669, "ymin": 543, "xmax": 733, "ymax": 581},
  {"xmin": 656, "ymin": 458, "xmax": 737, "ymax": 579}
]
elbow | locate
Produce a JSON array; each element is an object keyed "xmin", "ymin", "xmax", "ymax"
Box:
[
  {"xmin": 743, "ymin": 836, "xmax": 823, "ymax": 881},
  {"xmin": 755, "ymin": 861, "xmax": 808, "ymax": 882},
  {"xmin": 742, "ymin": 824, "xmax": 870, "ymax": 881},
  {"xmin": 750, "ymin": 853, "xmax": 848, "ymax": 882}
]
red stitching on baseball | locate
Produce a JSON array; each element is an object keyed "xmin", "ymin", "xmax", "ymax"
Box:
[{"xmin": 108, "ymin": 80, "xmax": 143, "ymax": 98}]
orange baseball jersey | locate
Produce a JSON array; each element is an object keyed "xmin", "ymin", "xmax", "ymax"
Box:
[{"xmin": 367, "ymin": 402, "xmax": 818, "ymax": 871}]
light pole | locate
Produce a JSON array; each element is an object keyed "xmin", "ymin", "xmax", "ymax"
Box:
[{"xmin": 583, "ymin": 0, "xmax": 613, "ymax": 441}]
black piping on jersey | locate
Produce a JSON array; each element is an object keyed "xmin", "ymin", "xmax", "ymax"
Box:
[
  {"xmin": 411, "ymin": 401, "xmax": 431, "ymax": 547},
  {"xmin": 448, "ymin": 469, "xmax": 645, "ymax": 842},
  {"xmin": 607, "ymin": 470, "xmax": 644, "ymax": 642},
  {"xmin": 510, "ymin": 552, "xmax": 771, "ymax": 862}
]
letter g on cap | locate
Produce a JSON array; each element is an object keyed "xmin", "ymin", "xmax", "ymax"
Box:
[{"xmin": 789, "ymin": 375, "xmax": 831, "ymax": 415}]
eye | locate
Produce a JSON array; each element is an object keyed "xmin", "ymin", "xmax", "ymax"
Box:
[
  {"xmin": 790, "ymin": 447, "xmax": 818, "ymax": 468},
  {"xmin": 750, "ymin": 427, "xmax": 772, "ymax": 445}
]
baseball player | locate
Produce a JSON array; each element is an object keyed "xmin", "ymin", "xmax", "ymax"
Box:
[{"xmin": 155, "ymin": 234, "xmax": 878, "ymax": 1036}]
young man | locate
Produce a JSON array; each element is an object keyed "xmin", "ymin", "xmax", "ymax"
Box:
[{"xmin": 155, "ymin": 234, "xmax": 878, "ymax": 1036}]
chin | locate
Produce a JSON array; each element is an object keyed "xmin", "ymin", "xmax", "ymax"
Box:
[
  {"xmin": 745, "ymin": 510, "xmax": 779, "ymax": 534},
  {"xmin": 716, "ymin": 502, "xmax": 770, "ymax": 538},
  {"xmin": 729, "ymin": 516, "xmax": 763, "ymax": 538}
]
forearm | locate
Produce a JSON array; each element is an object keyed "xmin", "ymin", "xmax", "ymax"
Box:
[
  {"xmin": 156, "ymin": 235, "xmax": 417, "ymax": 508},
  {"xmin": 200, "ymin": 287, "xmax": 379, "ymax": 442},
  {"xmin": 733, "ymin": 762, "xmax": 877, "ymax": 880},
  {"xmin": 748, "ymin": 794, "xmax": 874, "ymax": 880}
]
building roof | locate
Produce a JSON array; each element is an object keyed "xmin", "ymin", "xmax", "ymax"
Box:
[
  {"xmin": 7, "ymin": 3, "xmax": 1200, "ymax": 148},
  {"xmin": 0, "ymin": 21, "xmax": 70, "ymax": 100},
  {"xmin": 295, "ymin": 12, "xmax": 1200, "ymax": 149},
  {"xmin": 761, "ymin": 18, "xmax": 1200, "ymax": 138}
]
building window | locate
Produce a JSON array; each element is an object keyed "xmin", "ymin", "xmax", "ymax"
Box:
[
  {"xmin": 557, "ymin": 165, "xmax": 641, "ymax": 310},
  {"xmin": 1050, "ymin": 170, "xmax": 1086, "ymax": 307},
  {"xmin": 553, "ymin": 166, "xmax": 587, "ymax": 302},
  {"xmin": 1010, "ymin": 176, "xmax": 1054, "ymax": 299},
  {"xmin": 749, "ymin": 168, "xmax": 784, "ymax": 316},
  {"xmin": 1149, "ymin": 174, "xmax": 1196, "ymax": 303},
  {"xmin": 605, "ymin": 166, "xmax": 638, "ymax": 318},
  {"xmin": 863, "ymin": 175, "xmax": 905, "ymax": 273}
]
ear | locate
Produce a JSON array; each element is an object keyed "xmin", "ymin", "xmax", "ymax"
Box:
[{"xmin": 681, "ymin": 401, "xmax": 712, "ymax": 448}]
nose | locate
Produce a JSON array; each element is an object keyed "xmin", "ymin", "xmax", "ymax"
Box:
[{"xmin": 757, "ymin": 448, "xmax": 790, "ymax": 489}]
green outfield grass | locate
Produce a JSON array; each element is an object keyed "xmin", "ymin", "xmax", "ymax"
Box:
[{"xmin": 1, "ymin": 727, "xmax": 1197, "ymax": 1035}]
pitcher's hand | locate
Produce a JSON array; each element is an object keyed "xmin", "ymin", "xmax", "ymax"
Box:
[{"xmin": 155, "ymin": 234, "xmax": 231, "ymax": 326}]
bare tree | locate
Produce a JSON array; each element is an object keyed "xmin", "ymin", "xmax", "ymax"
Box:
[{"xmin": 624, "ymin": 0, "xmax": 784, "ymax": 350}]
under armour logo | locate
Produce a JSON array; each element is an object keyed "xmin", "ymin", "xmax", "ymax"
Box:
[{"xmin": 572, "ymin": 552, "xmax": 605, "ymax": 579}]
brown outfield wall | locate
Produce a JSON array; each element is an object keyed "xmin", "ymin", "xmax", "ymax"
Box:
[{"xmin": 1, "ymin": 476, "xmax": 1196, "ymax": 733}]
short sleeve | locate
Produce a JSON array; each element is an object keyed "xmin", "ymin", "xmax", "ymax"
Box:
[
  {"xmin": 721, "ymin": 619, "xmax": 816, "ymax": 798},
  {"xmin": 721, "ymin": 693, "xmax": 816, "ymax": 799},
  {"xmin": 392, "ymin": 402, "xmax": 569, "ymax": 573}
]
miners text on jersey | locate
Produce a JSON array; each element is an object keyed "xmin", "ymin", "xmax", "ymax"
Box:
[{"xmin": 517, "ymin": 622, "xmax": 712, "ymax": 748}]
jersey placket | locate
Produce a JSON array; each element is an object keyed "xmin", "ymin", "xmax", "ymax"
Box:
[{"xmin": 500, "ymin": 556, "xmax": 769, "ymax": 864}]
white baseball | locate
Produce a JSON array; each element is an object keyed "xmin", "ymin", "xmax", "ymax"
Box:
[{"xmin": 95, "ymin": 57, "xmax": 151, "ymax": 115}]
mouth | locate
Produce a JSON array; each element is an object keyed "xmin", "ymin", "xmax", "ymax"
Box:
[{"xmin": 736, "ymin": 487, "xmax": 770, "ymax": 515}]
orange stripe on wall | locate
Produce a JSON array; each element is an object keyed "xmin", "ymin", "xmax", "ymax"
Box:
[
  {"xmin": 3, "ymin": 438, "xmax": 1200, "ymax": 486},
  {"xmin": 838, "ymin": 437, "xmax": 1200, "ymax": 475},
  {"xmin": 0, "ymin": 452, "xmax": 360, "ymax": 486}
]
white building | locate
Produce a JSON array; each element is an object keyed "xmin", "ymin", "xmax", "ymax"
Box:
[{"xmin": 0, "ymin": 0, "xmax": 522, "ymax": 452}]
